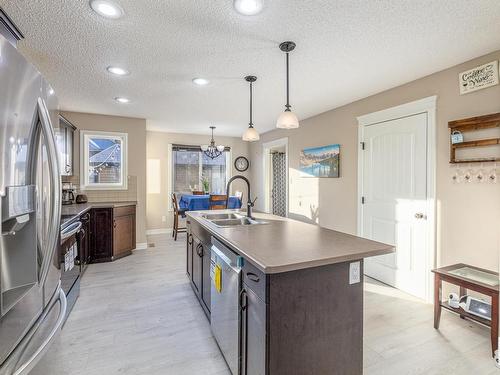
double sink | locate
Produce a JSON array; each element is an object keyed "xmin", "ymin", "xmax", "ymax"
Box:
[{"xmin": 201, "ymin": 212, "xmax": 267, "ymax": 227}]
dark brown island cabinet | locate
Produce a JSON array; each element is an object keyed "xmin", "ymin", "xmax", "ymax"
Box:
[
  {"xmin": 186, "ymin": 217, "xmax": 368, "ymax": 375},
  {"xmin": 186, "ymin": 218, "xmax": 212, "ymax": 317},
  {"xmin": 90, "ymin": 205, "xmax": 136, "ymax": 263}
]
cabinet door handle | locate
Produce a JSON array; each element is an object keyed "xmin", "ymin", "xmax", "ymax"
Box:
[
  {"xmin": 239, "ymin": 289, "xmax": 248, "ymax": 310},
  {"xmin": 246, "ymin": 272, "xmax": 260, "ymax": 283},
  {"xmin": 188, "ymin": 234, "xmax": 193, "ymax": 245},
  {"xmin": 113, "ymin": 220, "xmax": 116, "ymax": 228},
  {"xmin": 196, "ymin": 243, "xmax": 203, "ymax": 257}
]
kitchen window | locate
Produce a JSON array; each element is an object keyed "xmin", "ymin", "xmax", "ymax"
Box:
[
  {"xmin": 80, "ymin": 131, "xmax": 128, "ymax": 190},
  {"xmin": 172, "ymin": 144, "xmax": 231, "ymax": 195}
]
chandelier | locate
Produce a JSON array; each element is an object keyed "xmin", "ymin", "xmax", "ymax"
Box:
[{"xmin": 201, "ymin": 126, "xmax": 225, "ymax": 159}]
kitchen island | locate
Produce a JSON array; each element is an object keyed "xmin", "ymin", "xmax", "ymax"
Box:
[{"xmin": 186, "ymin": 210, "xmax": 394, "ymax": 375}]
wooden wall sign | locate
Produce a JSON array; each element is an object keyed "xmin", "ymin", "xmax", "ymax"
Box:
[{"xmin": 459, "ymin": 60, "xmax": 499, "ymax": 95}]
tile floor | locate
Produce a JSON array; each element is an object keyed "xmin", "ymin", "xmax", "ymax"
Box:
[{"xmin": 31, "ymin": 234, "xmax": 496, "ymax": 375}]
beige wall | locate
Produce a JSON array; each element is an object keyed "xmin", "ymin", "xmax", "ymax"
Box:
[
  {"xmin": 250, "ymin": 51, "xmax": 500, "ymax": 272},
  {"xmin": 60, "ymin": 111, "xmax": 147, "ymax": 245},
  {"xmin": 146, "ymin": 131, "xmax": 250, "ymax": 230}
]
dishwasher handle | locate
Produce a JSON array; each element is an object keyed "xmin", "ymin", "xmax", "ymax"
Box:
[
  {"xmin": 240, "ymin": 288, "xmax": 248, "ymax": 375},
  {"xmin": 211, "ymin": 240, "xmax": 243, "ymax": 273}
]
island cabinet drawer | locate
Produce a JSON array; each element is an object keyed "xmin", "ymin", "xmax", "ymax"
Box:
[{"xmin": 243, "ymin": 260, "xmax": 266, "ymax": 302}]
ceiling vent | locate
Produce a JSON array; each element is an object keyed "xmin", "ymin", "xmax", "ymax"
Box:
[{"xmin": 0, "ymin": 8, "xmax": 24, "ymax": 47}]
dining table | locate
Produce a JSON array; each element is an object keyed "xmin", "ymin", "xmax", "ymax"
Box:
[{"xmin": 179, "ymin": 194, "xmax": 242, "ymax": 211}]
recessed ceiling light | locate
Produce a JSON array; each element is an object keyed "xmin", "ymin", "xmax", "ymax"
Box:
[
  {"xmin": 114, "ymin": 97, "xmax": 130, "ymax": 103},
  {"xmin": 233, "ymin": 0, "xmax": 263, "ymax": 16},
  {"xmin": 107, "ymin": 66, "xmax": 130, "ymax": 76},
  {"xmin": 192, "ymin": 78, "xmax": 210, "ymax": 86},
  {"xmin": 90, "ymin": 0, "xmax": 124, "ymax": 19}
]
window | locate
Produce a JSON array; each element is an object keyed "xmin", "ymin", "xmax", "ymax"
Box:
[
  {"xmin": 80, "ymin": 131, "xmax": 128, "ymax": 190},
  {"xmin": 172, "ymin": 145, "xmax": 230, "ymax": 195}
]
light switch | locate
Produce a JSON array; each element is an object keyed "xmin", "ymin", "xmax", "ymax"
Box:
[{"xmin": 349, "ymin": 261, "xmax": 361, "ymax": 285}]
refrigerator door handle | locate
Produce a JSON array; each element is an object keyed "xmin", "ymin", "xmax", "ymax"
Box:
[{"xmin": 36, "ymin": 98, "xmax": 61, "ymax": 286}]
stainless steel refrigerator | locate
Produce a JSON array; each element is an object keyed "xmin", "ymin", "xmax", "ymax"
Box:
[{"xmin": 0, "ymin": 34, "xmax": 66, "ymax": 374}]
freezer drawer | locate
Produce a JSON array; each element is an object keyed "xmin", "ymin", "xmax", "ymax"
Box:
[{"xmin": 0, "ymin": 286, "xmax": 66, "ymax": 375}]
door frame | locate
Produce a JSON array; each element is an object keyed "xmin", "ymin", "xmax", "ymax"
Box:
[
  {"xmin": 356, "ymin": 95, "xmax": 437, "ymax": 302},
  {"xmin": 263, "ymin": 137, "xmax": 289, "ymax": 216}
]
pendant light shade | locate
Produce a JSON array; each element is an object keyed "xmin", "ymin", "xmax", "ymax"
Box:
[
  {"xmin": 276, "ymin": 110, "xmax": 299, "ymax": 129},
  {"xmin": 276, "ymin": 41, "xmax": 299, "ymax": 129},
  {"xmin": 242, "ymin": 75, "xmax": 260, "ymax": 142},
  {"xmin": 242, "ymin": 125, "xmax": 260, "ymax": 141}
]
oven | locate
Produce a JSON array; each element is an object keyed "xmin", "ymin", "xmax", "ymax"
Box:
[{"xmin": 60, "ymin": 220, "xmax": 82, "ymax": 322}]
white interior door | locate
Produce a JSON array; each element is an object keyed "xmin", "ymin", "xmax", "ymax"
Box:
[{"xmin": 362, "ymin": 112, "xmax": 428, "ymax": 299}]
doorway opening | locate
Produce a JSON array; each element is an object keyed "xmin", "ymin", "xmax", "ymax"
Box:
[{"xmin": 263, "ymin": 138, "xmax": 288, "ymax": 217}]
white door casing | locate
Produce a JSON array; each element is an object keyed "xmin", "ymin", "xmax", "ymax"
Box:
[
  {"xmin": 263, "ymin": 138, "xmax": 289, "ymax": 216},
  {"xmin": 357, "ymin": 96, "xmax": 437, "ymax": 302}
]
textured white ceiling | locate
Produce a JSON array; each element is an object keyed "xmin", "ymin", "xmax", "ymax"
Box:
[{"xmin": 1, "ymin": 0, "xmax": 500, "ymax": 136}]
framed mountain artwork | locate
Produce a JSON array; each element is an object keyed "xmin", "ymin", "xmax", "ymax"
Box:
[{"xmin": 300, "ymin": 144, "xmax": 340, "ymax": 178}]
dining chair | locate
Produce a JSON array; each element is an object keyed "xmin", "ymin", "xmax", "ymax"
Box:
[
  {"xmin": 171, "ymin": 193, "xmax": 187, "ymax": 241},
  {"xmin": 209, "ymin": 194, "xmax": 228, "ymax": 210}
]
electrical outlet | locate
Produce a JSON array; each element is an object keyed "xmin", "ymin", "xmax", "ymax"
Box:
[
  {"xmin": 349, "ymin": 261, "xmax": 361, "ymax": 285},
  {"xmin": 161, "ymin": 216, "xmax": 166, "ymax": 222}
]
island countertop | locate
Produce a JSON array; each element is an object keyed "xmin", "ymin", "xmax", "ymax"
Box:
[{"xmin": 187, "ymin": 210, "xmax": 394, "ymax": 274}]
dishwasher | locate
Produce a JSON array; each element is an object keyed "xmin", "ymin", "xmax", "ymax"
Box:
[{"xmin": 210, "ymin": 237, "xmax": 243, "ymax": 375}]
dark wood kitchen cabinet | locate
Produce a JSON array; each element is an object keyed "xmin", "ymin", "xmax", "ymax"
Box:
[
  {"xmin": 200, "ymin": 239, "xmax": 211, "ymax": 313},
  {"xmin": 90, "ymin": 205, "xmax": 136, "ymax": 263},
  {"xmin": 56, "ymin": 115, "xmax": 76, "ymax": 176},
  {"xmin": 186, "ymin": 219, "xmax": 211, "ymax": 318},
  {"xmin": 113, "ymin": 205, "xmax": 136, "ymax": 258},
  {"xmin": 79, "ymin": 211, "xmax": 91, "ymax": 269},
  {"xmin": 90, "ymin": 208, "xmax": 113, "ymax": 262},
  {"xmin": 191, "ymin": 235, "xmax": 203, "ymax": 297},
  {"xmin": 241, "ymin": 284, "xmax": 267, "ymax": 375},
  {"xmin": 186, "ymin": 225, "xmax": 193, "ymax": 279}
]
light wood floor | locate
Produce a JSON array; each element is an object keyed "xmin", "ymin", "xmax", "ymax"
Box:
[{"xmin": 31, "ymin": 234, "xmax": 495, "ymax": 375}]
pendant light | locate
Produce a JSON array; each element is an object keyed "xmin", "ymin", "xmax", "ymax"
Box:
[
  {"xmin": 276, "ymin": 41, "xmax": 299, "ymax": 129},
  {"xmin": 242, "ymin": 75, "xmax": 260, "ymax": 142},
  {"xmin": 201, "ymin": 126, "xmax": 225, "ymax": 159}
]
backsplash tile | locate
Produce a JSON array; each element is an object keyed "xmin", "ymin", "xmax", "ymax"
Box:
[{"xmin": 62, "ymin": 175, "xmax": 138, "ymax": 202}]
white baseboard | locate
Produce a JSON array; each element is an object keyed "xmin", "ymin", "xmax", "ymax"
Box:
[
  {"xmin": 146, "ymin": 228, "xmax": 171, "ymax": 235},
  {"xmin": 135, "ymin": 242, "xmax": 147, "ymax": 250}
]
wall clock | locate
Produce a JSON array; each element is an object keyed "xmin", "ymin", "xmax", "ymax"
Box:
[{"xmin": 234, "ymin": 156, "xmax": 249, "ymax": 172}]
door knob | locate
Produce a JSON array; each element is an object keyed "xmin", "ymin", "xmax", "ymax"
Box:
[{"xmin": 414, "ymin": 213, "xmax": 425, "ymax": 219}]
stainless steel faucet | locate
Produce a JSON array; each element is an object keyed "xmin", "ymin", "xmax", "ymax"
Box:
[{"xmin": 225, "ymin": 175, "xmax": 257, "ymax": 219}]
